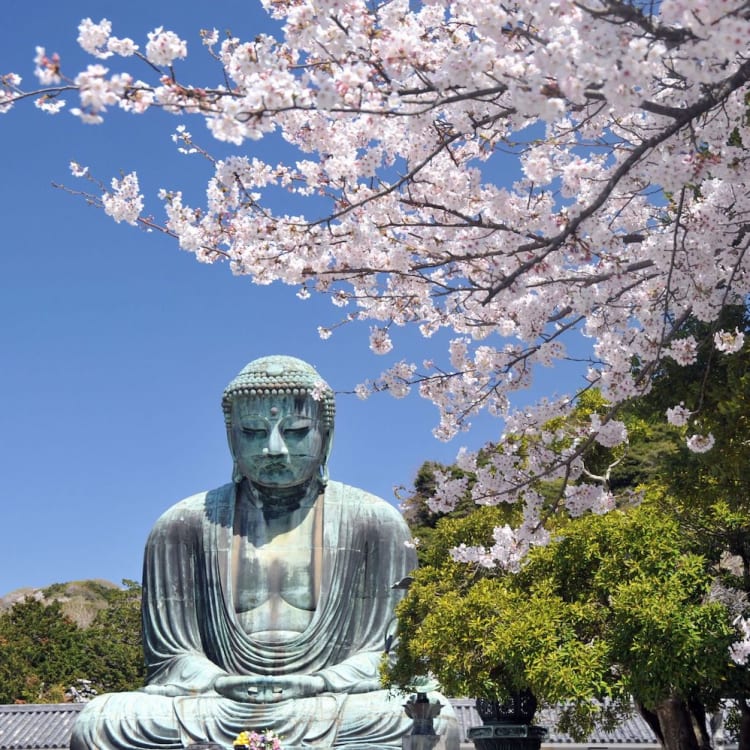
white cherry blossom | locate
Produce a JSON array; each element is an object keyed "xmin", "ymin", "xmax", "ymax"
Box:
[
  {"xmin": 731, "ymin": 617, "xmax": 750, "ymax": 665},
  {"xmin": 77, "ymin": 18, "xmax": 113, "ymax": 59},
  {"xmin": 35, "ymin": 97, "xmax": 65, "ymax": 114},
  {"xmin": 102, "ymin": 172, "xmax": 143, "ymax": 225},
  {"xmin": 69, "ymin": 161, "xmax": 88, "ymax": 177},
  {"xmin": 715, "ymin": 328, "xmax": 745, "ymax": 354},
  {"xmin": 666, "ymin": 336, "xmax": 699, "ymax": 366},
  {"xmin": 369, "ymin": 327, "xmax": 393, "ymax": 355},
  {"xmin": 107, "ymin": 37, "xmax": 139, "ymax": 57},
  {"xmin": 145, "ymin": 27, "xmax": 187, "ymax": 67},
  {"xmin": 590, "ymin": 415, "xmax": 628, "ymax": 449},
  {"xmin": 33, "ymin": 47, "xmax": 60, "ymax": 86},
  {"xmin": 4, "ymin": 1, "xmax": 750, "ymax": 562},
  {"xmin": 666, "ymin": 404, "xmax": 692, "ymax": 427},
  {"xmin": 686, "ymin": 433, "xmax": 716, "ymax": 454}
]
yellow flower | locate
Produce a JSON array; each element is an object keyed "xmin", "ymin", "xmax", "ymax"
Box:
[{"xmin": 233, "ymin": 730, "xmax": 251, "ymax": 747}]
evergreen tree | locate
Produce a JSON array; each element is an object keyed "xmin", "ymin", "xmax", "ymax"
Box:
[
  {"xmin": 0, "ymin": 580, "xmax": 145, "ymax": 703},
  {"xmin": 0, "ymin": 598, "xmax": 86, "ymax": 703},
  {"xmin": 82, "ymin": 580, "xmax": 145, "ymax": 694}
]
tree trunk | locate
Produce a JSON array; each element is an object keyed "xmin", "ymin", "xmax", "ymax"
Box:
[
  {"xmin": 737, "ymin": 699, "xmax": 750, "ymax": 750},
  {"xmin": 654, "ymin": 697, "xmax": 704, "ymax": 750},
  {"xmin": 686, "ymin": 697, "xmax": 711, "ymax": 750},
  {"xmin": 636, "ymin": 701, "xmax": 664, "ymax": 746}
]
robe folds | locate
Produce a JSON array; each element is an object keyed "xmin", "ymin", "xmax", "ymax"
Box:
[{"xmin": 71, "ymin": 481, "xmax": 459, "ymax": 750}]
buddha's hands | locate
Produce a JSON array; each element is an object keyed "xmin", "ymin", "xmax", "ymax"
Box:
[{"xmin": 213, "ymin": 674, "xmax": 326, "ymax": 703}]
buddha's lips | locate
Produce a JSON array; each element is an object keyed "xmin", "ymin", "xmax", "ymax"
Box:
[{"xmin": 257, "ymin": 453, "xmax": 314, "ymax": 466}]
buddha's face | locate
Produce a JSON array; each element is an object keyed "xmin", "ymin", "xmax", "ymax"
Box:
[{"xmin": 229, "ymin": 394, "xmax": 327, "ymax": 491}]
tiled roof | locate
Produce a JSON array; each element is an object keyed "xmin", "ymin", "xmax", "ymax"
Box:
[
  {"xmin": 539, "ymin": 706, "xmax": 660, "ymax": 746},
  {"xmin": 0, "ymin": 704, "xmax": 82, "ymax": 750}
]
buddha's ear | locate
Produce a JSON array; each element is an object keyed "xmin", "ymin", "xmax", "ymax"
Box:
[
  {"xmin": 320, "ymin": 426, "xmax": 334, "ymax": 486},
  {"xmin": 226, "ymin": 424, "xmax": 243, "ymax": 484}
]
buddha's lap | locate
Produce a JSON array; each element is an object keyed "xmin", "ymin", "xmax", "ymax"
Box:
[{"xmin": 72, "ymin": 687, "xmax": 457, "ymax": 748}]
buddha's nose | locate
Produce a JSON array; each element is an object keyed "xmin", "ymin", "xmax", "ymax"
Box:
[{"xmin": 267, "ymin": 423, "xmax": 289, "ymax": 456}]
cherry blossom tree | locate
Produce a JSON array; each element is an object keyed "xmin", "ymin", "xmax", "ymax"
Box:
[{"xmin": 3, "ymin": 0, "xmax": 750, "ymax": 563}]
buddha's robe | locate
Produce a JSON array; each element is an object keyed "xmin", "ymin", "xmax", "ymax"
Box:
[{"xmin": 71, "ymin": 481, "xmax": 458, "ymax": 750}]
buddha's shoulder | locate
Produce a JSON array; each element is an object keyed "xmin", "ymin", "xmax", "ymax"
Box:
[
  {"xmin": 326, "ymin": 480, "xmax": 401, "ymax": 519},
  {"xmin": 152, "ymin": 484, "xmax": 234, "ymax": 526}
]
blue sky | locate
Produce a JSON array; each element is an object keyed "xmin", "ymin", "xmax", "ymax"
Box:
[{"xmin": 0, "ymin": 1, "xmax": 582, "ymax": 596}]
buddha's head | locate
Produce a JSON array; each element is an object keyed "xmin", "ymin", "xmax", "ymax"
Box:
[{"xmin": 222, "ymin": 356, "xmax": 335, "ymax": 493}]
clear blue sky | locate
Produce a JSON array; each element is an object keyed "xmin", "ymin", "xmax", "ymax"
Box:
[{"xmin": 0, "ymin": 0, "xmax": 581, "ymax": 596}]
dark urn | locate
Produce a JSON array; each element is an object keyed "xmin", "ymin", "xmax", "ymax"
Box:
[{"xmin": 468, "ymin": 690, "xmax": 547, "ymax": 750}]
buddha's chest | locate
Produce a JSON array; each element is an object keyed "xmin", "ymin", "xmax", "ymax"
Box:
[
  {"xmin": 233, "ymin": 524, "xmax": 316, "ymax": 607},
  {"xmin": 231, "ymin": 501, "xmax": 322, "ymax": 638}
]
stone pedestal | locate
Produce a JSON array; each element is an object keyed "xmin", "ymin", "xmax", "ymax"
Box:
[{"xmin": 403, "ymin": 735, "xmax": 442, "ymax": 750}]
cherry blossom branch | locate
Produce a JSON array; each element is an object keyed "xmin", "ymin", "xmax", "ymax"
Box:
[{"xmin": 5, "ymin": 2, "xmax": 750, "ymax": 564}]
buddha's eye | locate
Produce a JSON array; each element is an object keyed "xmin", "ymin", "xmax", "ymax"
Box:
[
  {"xmin": 239, "ymin": 418, "xmax": 269, "ymax": 437},
  {"xmin": 284, "ymin": 425, "xmax": 310, "ymax": 438},
  {"xmin": 241, "ymin": 427, "xmax": 268, "ymax": 438},
  {"xmin": 282, "ymin": 417, "xmax": 313, "ymax": 438}
]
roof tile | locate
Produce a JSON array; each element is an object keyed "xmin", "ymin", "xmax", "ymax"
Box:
[{"xmin": 0, "ymin": 704, "xmax": 83, "ymax": 750}]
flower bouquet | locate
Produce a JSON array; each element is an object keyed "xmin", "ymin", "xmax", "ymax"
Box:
[{"xmin": 232, "ymin": 730, "xmax": 282, "ymax": 750}]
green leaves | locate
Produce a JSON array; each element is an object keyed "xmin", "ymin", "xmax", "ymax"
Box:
[
  {"xmin": 385, "ymin": 502, "xmax": 735, "ymax": 739},
  {"xmin": 82, "ymin": 580, "xmax": 145, "ymax": 693},
  {"xmin": 389, "ymin": 314, "xmax": 750, "ymax": 743},
  {"xmin": 0, "ymin": 597, "xmax": 85, "ymax": 703},
  {"xmin": 0, "ymin": 580, "xmax": 144, "ymax": 703}
]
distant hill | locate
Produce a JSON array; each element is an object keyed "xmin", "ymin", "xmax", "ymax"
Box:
[{"xmin": 0, "ymin": 579, "xmax": 122, "ymax": 628}]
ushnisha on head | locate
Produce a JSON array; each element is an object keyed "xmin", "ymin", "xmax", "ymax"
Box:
[{"xmin": 223, "ymin": 356, "xmax": 335, "ymax": 493}]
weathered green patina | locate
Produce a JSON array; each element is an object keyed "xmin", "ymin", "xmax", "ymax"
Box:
[{"xmin": 71, "ymin": 356, "xmax": 458, "ymax": 750}]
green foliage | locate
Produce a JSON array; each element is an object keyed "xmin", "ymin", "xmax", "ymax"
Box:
[
  {"xmin": 408, "ymin": 576, "xmax": 607, "ymax": 701},
  {"xmin": 629, "ymin": 306, "xmax": 750, "ymax": 506},
  {"xmin": 390, "ymin": 307, "xmax": 750, "ymax": 747},
  {"xmin": 524, "ymin": 507, "xmax": 735, "ymax": 709},
  {"xmin": 386, "ymin": 502, "xmax": 735, "ymax": 740},
  {"xmin": 419, "ymin": 505, "xmax": 514, "ymax": 569},
  {"xmin": 82, "ymin": 580, "xmax": 145, "ymax": 693},
  {"xmin": 0, "ymin": 580, "xmax": 144, "ymax": 703},
  {"xmin": 604, "ymin": 308, "xmax": 750, "ymax": 627},
  {"xmin": 0, "ymin": 597, "xmax": 86, "ymax": 703},
  {"xmin": 41, "ymin": 582, "xmax": 67, "ymax": 599},
  {"xmin": 606, "ymin": 415, "xmax": 680, "ymax": 492}
]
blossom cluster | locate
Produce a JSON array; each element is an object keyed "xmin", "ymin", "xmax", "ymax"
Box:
[
  {"xmin": 666, "ymin": 404, "xmax": 692, "ymax": 428},
  {"xmin": 4, "ymin": 0, "xmax": 750, "ymax": 565},
  {"xmin": 101, "ymin": 172, "xmax": 143, "ymax": 225},
  {"xmin": 714, "ymin": 328, "xmax": 745, "ymax": 354},
  {"xmin": 589, "ymin": 415, "xmax": 627, "ymax": 449},
  {"xmin": 451, "ymin": 521, "xmax": 551, "ymax": 574},
  {"xmin": 730, "ymin": 618, "xmax": 750, "ymax": 666},
  {"xmin": 685, "ymin": 433, "xmax": 716, "ymax": 454},
  {"xmin": 233, "ymin": 730, "xmax": 282, "ymax": 750}
]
